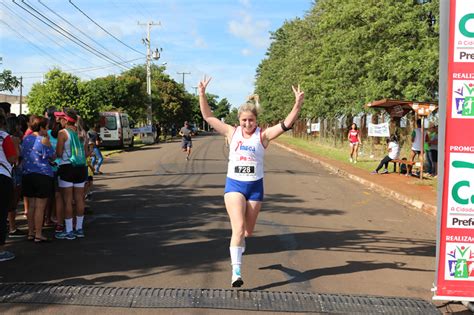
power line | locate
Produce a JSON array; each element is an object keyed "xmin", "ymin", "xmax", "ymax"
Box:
[
  {"xmin": 12, "ymin": 0, "xmax": 130, "ymax": 70},
  {"xmin": 0, "ymin": 19, "xmax": 64, "ymax": 66},
  {"xmin": 37, "ymin": 0, "xmax": 128, "ymax": 63},
  {"xmin": 68, "ymin": 0, "xmax": 145, "ymax": 56},
  {"xmin": 14, "ymin": 57, "xmax": 144, "ymax": 75},
  {"xmin": 1, "ymin": 1, "xmax": 98, "ymax": 66}
]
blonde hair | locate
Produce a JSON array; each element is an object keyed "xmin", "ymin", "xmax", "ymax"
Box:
[{"xmin": 238, "ymin": 94, "xmax": 260, "ymax": 118}]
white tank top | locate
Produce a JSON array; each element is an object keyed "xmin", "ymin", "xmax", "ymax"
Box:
[
  {"xmin": 0, "ymin": 130, "xmax": 13, "ymax": 178},
  {"xmin": 59, "ymin": 130, "xmax": 72, "ymax": 165},
  {"xmin": 227, "ymin": 126, "xmax": 265, "ymax": 181}
]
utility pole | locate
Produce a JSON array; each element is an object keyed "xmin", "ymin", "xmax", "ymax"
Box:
[
  {"xmin": 177, "ymin": 71, "xmax": 191, "ymax": 89},
  {"xmin": 138, "ymin": 21, "xmax": 160, "ymax": 143}
]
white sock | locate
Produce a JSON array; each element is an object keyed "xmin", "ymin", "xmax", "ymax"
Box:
[
  {"xmin": 76, "ymin": 216, "xmax": 84, "ymax": 230},
  {"xmin": 65, "ymin": 218, "xmax": 73, "ymax": 233},
  {"xmin": 230, "ymin": 246, "xmax": 244, "ymax": 274}
]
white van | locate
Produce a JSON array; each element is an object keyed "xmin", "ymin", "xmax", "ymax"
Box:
[{"xmin": 99, "ymin": 111, "xmax": 134, "ymax": 148}]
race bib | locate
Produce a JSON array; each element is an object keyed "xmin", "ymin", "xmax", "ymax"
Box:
[{"xmin": 233, "ymin": 162, "xmax": 257, "ymax": 177}]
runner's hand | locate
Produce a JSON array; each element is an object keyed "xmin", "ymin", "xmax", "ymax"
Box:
[
  {"xmin": 198, "ymin": 76, "xmax": 212, "ymax": 95},
  {"xmin": 292, "ymin": 84, "xmax": 304, "ymax": 107}
]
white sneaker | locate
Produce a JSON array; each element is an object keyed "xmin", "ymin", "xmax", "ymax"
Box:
[
  {"xmin": 353, "ymin": 160, "xmax": 357, "ymax": 164},
  {"xmin": 231, "ymin": 274, "xmax": 244, "ymax": 287},
  {"xmin": 231, "ymin": 267, "xmax": 244, "ymax": 287},
  {"xmin": 349, "ymin": 158, "xmax": 353, "ymax": 163}
]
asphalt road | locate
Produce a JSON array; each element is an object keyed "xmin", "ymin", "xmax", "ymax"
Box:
[{"xmin": 1, "ymin": 133, "xmax": 439, "ymax": 312}]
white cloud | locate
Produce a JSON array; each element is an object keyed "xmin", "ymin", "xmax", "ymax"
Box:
[
  {"xmin": 238, "ymin": 0, "xmax": 251, "ymax": 8},
  {"xmin": 228, "ymin": 11, "xmax": 270, "ymax": 49},
  {"xmin": 241, "ymin": 48, "xmax": 251, "ymax": 56},
  {"xmin": 190, "ymin": 29, "xmax": 208, "ymax": 49}
]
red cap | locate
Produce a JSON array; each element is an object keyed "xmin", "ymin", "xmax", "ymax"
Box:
[{"xmin": 54, "ymin": 111, "xmax": 76, "ymax": 123}]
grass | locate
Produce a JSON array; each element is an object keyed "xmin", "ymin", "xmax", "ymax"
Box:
[
  {"xmin": 276, "ymin": 134, "xmax": 438, "ymax": 189},
  {"xmin": 276, "ymin": 134, "xmax": 380, "ymax": 172}
]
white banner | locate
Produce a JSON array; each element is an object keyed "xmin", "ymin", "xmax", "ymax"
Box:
[
  {"xmin": 368, "ymin": 122, "xmax": 390, "ymax": 137},
  {"xmin": 310, "ymin": 123, "xmax": 320, "ymax": 132},
  {"xmin": 132, "ymin": 125, "xmax": 153, "ymax": 134}
]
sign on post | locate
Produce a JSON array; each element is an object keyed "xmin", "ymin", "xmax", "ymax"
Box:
[
  {"xmin": 367, "ymin": 122, "xmax": 390, "ymax": 137},
  {"xmin": 434, "ymin": 0, "xmax": 474, "ymax": 301}
]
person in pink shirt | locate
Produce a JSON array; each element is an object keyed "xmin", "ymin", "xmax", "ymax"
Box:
[{"xmin": 347, "ymin": 123, "xmax": 361, "ymax": 163}]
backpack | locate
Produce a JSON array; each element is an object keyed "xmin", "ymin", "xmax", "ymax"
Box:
[{"xmin": 67, "ymin": 129, "xmax": 86, "ymax": 167}]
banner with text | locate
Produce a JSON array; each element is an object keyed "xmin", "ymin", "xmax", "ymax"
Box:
[
  {"xmin": 368, "ymin": 122, "xmax": 390, "ymax": 137},
  {"xmin": 434, "ymin": 0, "xmax": 474, "ymax": 301}
]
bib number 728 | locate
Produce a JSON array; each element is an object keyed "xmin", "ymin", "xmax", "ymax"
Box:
[{"xmin": 235, "ymin": 165, "xmax": 255, "ymax": 174}]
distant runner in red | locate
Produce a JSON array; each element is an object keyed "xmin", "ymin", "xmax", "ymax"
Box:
[{"xmin": 348, "ymin": 123, "xmax": 361, "ymax": 163}]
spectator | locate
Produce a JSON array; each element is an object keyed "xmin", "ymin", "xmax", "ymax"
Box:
[
  {"xmin": 6, "ymin": 116, "xmax": 26, "ymax": 238},
  {"xmin": 21, "ymin": 116, "xmax": 54, "ymax": 243},
  {"xmin": 0, "ymin": 108, "xmax": 18, "ymax": 261},
  {"xmin": 347, "ymin": 123, "xmax": 361, "ymax": 163},
  {"xmin": 47, "ymin": 117, "xmax": 64, "ymax": 235},
  {"xmin": 428, "ymin": 124, "xmax": 438, "ymax": 177},
  {"xmin": 408, "ymin": 119, "xmax": 422, "ymax": 176},
  {"xmin": 88, "ymin": 123, "xmax": 103, "ymax": 175},
  {"xmin": 54, "ymin": 109, "xmax": 87, "ymax": 240},
  {"xmin": 371, "ymin": 135, "xmax": 400, "ymax": 174},
  {"xmin": 0, "ymin": 102, "xmax": 11, "ymax": 116}
]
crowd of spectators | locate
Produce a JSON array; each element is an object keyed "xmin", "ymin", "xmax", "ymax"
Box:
[{"xmin": 0, "ymin": 102, "xmax": 99, "ymax": 262}]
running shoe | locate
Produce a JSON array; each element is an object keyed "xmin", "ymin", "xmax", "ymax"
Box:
[
  {"xmin": 8, "ymin": 228, "xmax": 27, "ymax": 238},
  {"xmin": 74, "ymin": 229, "xmax": 85, "ymax": 238},
  {"xmin": 232, "ymin": 274, "xmax": 244, "ymax": 287},
  {"xmin": 55, "ymin": 224, "xmax": 64, "ymax": 233},
  {"xmin": 381, "ymin": 169, "xmax": 389, "ymax": 174},
  {"xmin": 349, "ymin": 158, "xmax": 353, "ymax": 163},
  {"xmin": 370, "ymin": 171, "xmax": 378, "ymax": 175},
  {"xmin": 231, "ymin": 267, "xmax": 244, "ymax": 287},
  {"xmin": 0, "ymin": 251, "xmax": 15, "ymax": 262},
  {"xmin": 55, "ymin": 231, "xmax": 76, "ymax": 240}
]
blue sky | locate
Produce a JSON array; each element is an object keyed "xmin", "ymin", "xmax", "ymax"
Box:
[{"xmin": 0, "ymin": 0, "xmax": 312, "ymax": 108}]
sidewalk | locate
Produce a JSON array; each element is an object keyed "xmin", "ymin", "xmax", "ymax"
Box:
[{"xmin": 274, "ymin": 141, "xmax": 438, "ymax": 216}]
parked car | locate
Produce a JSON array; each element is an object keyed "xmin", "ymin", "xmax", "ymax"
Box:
[{"xmin": 99, "ymin": 111, "xmax": 134, "ymax": 148}]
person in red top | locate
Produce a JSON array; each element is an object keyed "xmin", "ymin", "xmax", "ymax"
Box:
[
  {"xmin": 0, "ymin": 108, "xmax": 18, "ymax": 261},
  {"xmin": 347, "ymin": 123, "xmax": 361, "ymax": 163}
]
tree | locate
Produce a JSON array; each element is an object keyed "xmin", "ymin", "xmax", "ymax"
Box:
[
  {"xmin": 225, "ymin": 107, "xmax": 239, "ymax": 126},
  {"xmin": 27, "ymin": 69, "xmax": 81, "ymax": 117},
  {"xmin": 213, "ymin": 98, "xmax": 231, "ymax": 120},
  {"xmin": 255, "ymin": 0, "xmax": 439, "ymax": 122},
  {"xmin": 0, "ymin": 70, "xmax": 21, "ymax": 93}
]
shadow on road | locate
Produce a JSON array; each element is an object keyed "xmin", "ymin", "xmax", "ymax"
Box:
[
  {"xmin": 254, "ymin": 261, "xmax": 433, "ymax": 291},
  {"xmin": 2, "ymin": 180, "xmax": 435, "ymax": 287}
]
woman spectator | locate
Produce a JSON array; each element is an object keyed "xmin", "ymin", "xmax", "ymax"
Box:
[
  {"xmin": 6, "ymin": 116, "xmax": 26, "ymax": 238},
  {"xmin": 48, "ymin": 117, "xmax": 65, "ymax": 235},
  {"xmin": 54, "ymin": 109, "xmax": 87, "ymax": 240},
  {"xmin": 371, "ymin": 135, "xmax": 400, "ymax": 174},
  {"xmin": 21, "ymin": 116, "xmax": 54, "ymax": 243},
  {"xmin": 347, "ymin": 123, "xmax": 361, "ymax": 163},
  {"xmin": 0, "ymin": 109, "xmax": 18, "ymax": 260}
]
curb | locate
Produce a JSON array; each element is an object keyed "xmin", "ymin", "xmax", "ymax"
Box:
[{"xmin": 273, "ymin": 141, "xmax": 437, "ymax": 216}]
